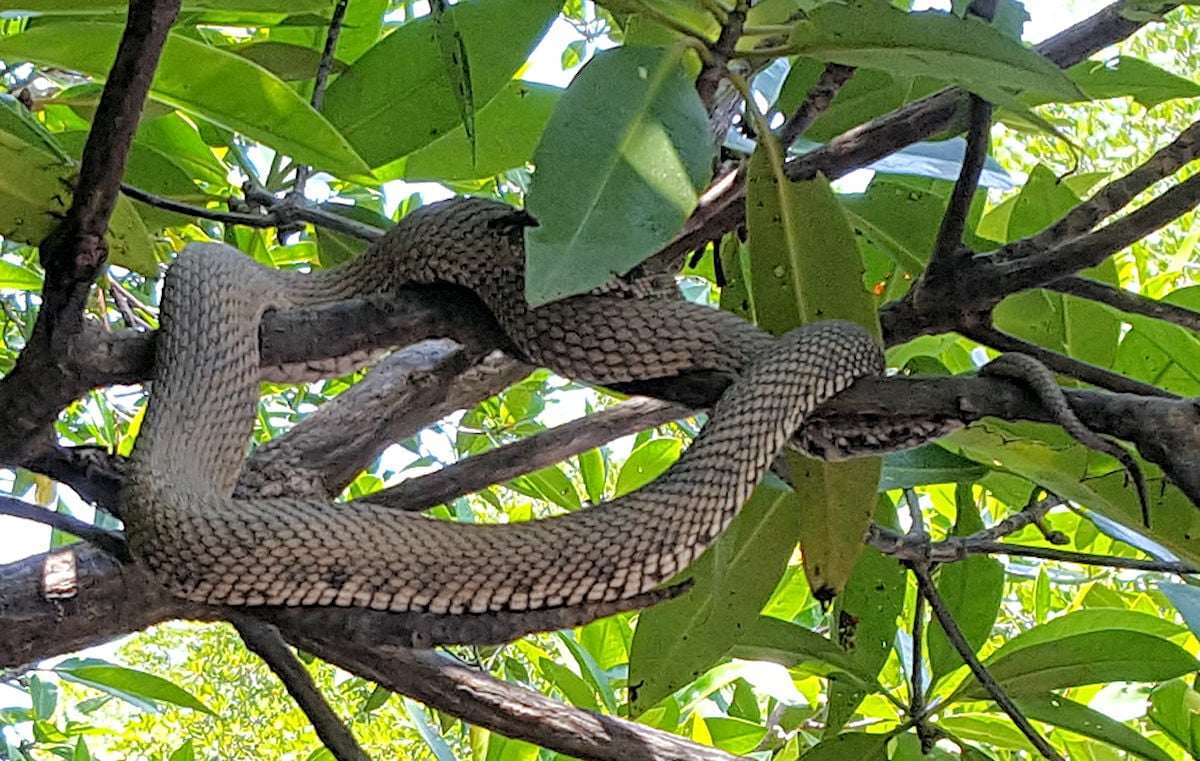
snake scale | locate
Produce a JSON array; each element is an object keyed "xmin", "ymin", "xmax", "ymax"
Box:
[{"xmin": 122, "ymin": 197, "xmax": 883, "ymax": 623}]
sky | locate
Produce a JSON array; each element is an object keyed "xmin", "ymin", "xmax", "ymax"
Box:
[{"xmin": 0, "ymin": 0, "xmax": 1119, "ymax": 568}]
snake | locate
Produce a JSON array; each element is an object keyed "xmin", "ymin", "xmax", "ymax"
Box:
[
  {"xmin": 120, "ymin": 196, "xmax": 882, "ymax": 632},
  {"xmin": 124, "ymin": 195, "xmax": 1149, "ymax": 644}
]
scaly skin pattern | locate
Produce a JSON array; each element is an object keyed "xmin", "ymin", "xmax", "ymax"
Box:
[{"xmin": 121, "ymin": 198, "xmax": 884, "ymax": 621}]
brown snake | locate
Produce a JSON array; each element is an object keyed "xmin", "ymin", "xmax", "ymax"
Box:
[
  {"xmin": 122, "ymin": 197, "xmax": 882, "ymax": 625},
  {"xmin": 122, "ymin": 197, "xmax": 1142, "ymax": 641}
]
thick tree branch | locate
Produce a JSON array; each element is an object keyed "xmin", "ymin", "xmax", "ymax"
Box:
[
  {"xmin": 1001, "ymin": 117, "xmax": 1200, "ymax": 260},
  {"xmin": 0, "ymin": 545, "xmax": 732, "ymax": 761},
  {"xmin": 0, "ymin": 0, "xmax": 182, "ymax": 460},
  {"xmin": 237, "ymin": 342, "xmax": 527, "ymax": 501}
]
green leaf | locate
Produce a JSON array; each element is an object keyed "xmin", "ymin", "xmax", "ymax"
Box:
[
  {"xmin": 927, "ymin": 487, "xmax": 1004, "ymax": 683},
  {"xmin": 945, "ymin": 419, "xmax": 1173, "ymax": 550},
  {"xmin": 1017, "ymin": 692, "xmax": 1173, "ymax": 761},
  {"xmin": 797, "ymin": 732, "xmax": 889, "ymax": 760},
  {"xmin": 826, "ymin": 497, "xmax": 906, "ymax": 732},
  {"xmin": 0, "ymin": 24, "xmax": 371, "ymax": 181},
  {"xmin": 0, "ymin": 259, "xmax": 42, "ymax": 291},
  {"xmin": 704, "ymin": 716, "xmax": 767, "ymax": 754},
  {"xmin": 0, "ymin": 0, "xmax": 330, "ymax": 12},
  {"xmin": 729, "ymin": 616, "xmax": 884, "ymax": 688},
  {"xmin": 359, "ymin": 685, "xmax": 391, "ymax": 714},
  {"xmin": 324, "ymin": 0, "xmax": 559, "ymax": 167},
  {"xmin": 614, "ymin": 438, "xmax": 681, "ymax": 496},
  {"xmin": 628, "ymin": 484, "xmax": 801, "ymax": 714},
  {"xmin": 525, "ymin": 45, "xmax": 714, "ymax": 305},
  {"xmin": 507, "ymin": 464, "xmax": 581, "ymax": 510},
  {"xmin": 954, "ymin": 628, "xmax": 1196, "ymax": 700},
  {"xmin": 29, "ymin": 674, "xmax": 57, "ymax": 721},
  {"xmin": 0, "ymin": 96, "xmax": 156, "ymax": 274},
  {"xmin": 538, "ymin": 659, "xmax": 601, "ymax": 712},
  {"xmin": 978, "ymin": 608, "xmax": 1186, "ymax": 660},
  {"xmin": 745, "ymin": 149, "xmax": 881, "ymax": 600},
  {"xmin": 53, "ymin": 658, "xmax": 215, "ymax": 716},
  {"xmin": 788, "ymin": 0, "xmax": 1081, "ymax": 106},
  {"xmin": 167, "ymin": 739, "xmax": 196, "ymax": 761},
  {"xmin": 1147, "ymin": 680, "xmax": 1200, "ymax": 758},
  {"xmin": 381, "ymin": 81, "xmax": 558, "ymax": 182},
  {"xmin": 402, "ymin": 698, "xmax": 456, "ymax": 761},
  {"xmin": 578, "ymin": 446, "xmax": 606, "ymax": 505},
  {"xmin": 1068, "ymin": 55, "xmax": 1200, "ymax": 108},
  {"xmin": 72, "ymin": 737, "xmax": 92, "ymax": 761},
  {"xmin": 880, "ymin": 445, "xmax": 987, "ymax": 490},
  {"xmin": 430, "ymin": 0, "xmax": 476, "ymax": 161},
  {"xmin": 1161, "ymin": 583, "xmax": 1200, "ymax": 640},
  {"xmin": 556, "ymin": 633, "xmax": 618, "ymax": 714}
]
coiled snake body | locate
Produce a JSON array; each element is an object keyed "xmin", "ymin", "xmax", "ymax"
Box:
[{"xmin": 123, "ymin": 198, "xmax": 883, "ymax": 628}]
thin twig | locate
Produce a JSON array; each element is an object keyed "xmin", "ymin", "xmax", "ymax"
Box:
[
  {"xmin": 361, "ymin": 397, "xmax": 687, "ymax": 512},
  {"xmin": 0, "ymin": 495, "xmax": 127, "ymax": 559},
  {"xmin": 777, "ymin": 63, "xmax": 856, "ymax": 150},
  {"xmin": 910, "ymin": 561, "xmax": 1065, "ymax": 761},
  {"xmin": 695, "ymin": 0, "xmax": 745, "ymax": 109},
  {"xmin": 292, "ymin": 0, "xmax": 350, "ymax": 197},
  {"xmin": 1000, "ymin": 118, "xmax": 1200, "ymax": 261},
  {"xmin": 1049, "ymin": 276, "xmax": 1200, "ymax": 331},
  {"xmin": 120, "ymin": 183, "xmax": 385, "ymax": 241},
  {"xmin": 965, "ymin": 542, "xmax": 1198, "ymax": 574},
  {"xmin": 232, "ymin": 617, "xmax": 370, "ymax": 761},
  {"xmin": 902, "ymin": 490, "xmax": 933, "ymax": 751}
]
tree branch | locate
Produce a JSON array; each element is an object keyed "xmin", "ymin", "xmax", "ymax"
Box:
[
  {"xmin": 1049, "ymin": 276, "xmax": 1200, "ymax": 331},
  {"xmin": 232, "ymin": 617, "xmax": 370, "ymax": 761},
  {"xmin": 363, "ymin": 396, "xmax": 686, "ymax": 512},
  {"xmin": 909, "ymin": 560, "xmax": 1064, "ymax": 761}
]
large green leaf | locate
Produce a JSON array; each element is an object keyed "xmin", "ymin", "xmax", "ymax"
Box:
[
  {"xmin": 745, "ymin": 148, "xmax": 881, "ymax": 600},
  {"xmin": 1068, "ymin": 55, "xmax": 1200, "ymax": 108},
  {"xmin": 825, "ymin": 497, "xmax": 906, "ymax": 733},
  {"xmin": 797, "ymin": 732, "xmax": 889, "ymax": 760},
  {"xmin": 53, "ymin": 657, "xmax": 215, "ymax": 716},
  {"xmin": 380, "ymin": 81, "xmax": 559, "ymax": 182},
  {"xmin": 0, "ymin": 95, "xmax": 156, "ymax": 274},
  {"xmin": 614, "ymin": 438, "xmax": 681, "ymax": 496},
  {"xmin": 787, "ymin": 0, "xmax": 1081, "ymax": 106},
  {"xmin": 1017, "ymin": 692, "xmax": 1173, "ymax": 761},
  {"xmin": 729, "ymin": 616, "xmax": 883, "ymax": 686},
  {"xmin": 628, "ymin": 484, "xmax": 801, "ymax": 714},
  {"xmin": 324, "ymin": 0, "xmax": 558, "ymax": 167},
  {"xmin": 1113, "ymin": 286, "xmax": 1200, "ymax": 396},
  {"xmin": 949, "ymin": 610, "xmax": 1194, "ymax": 700},
  {"xmin": 879, "ymin": 445, "xmax": 987, "ymax": 491},
  {"xmin": 945, "ymin": 420, "xmax": 1194, "ymax": 556},
  {"xmin": 0, "ymin": 24, "xmax": 371, "ymax": 181},
  {"xmin": 1147, "ymin": 680, "xmax": 1200, "ymax": 758},
  {"xmin": 525, "ymin": 45, "xmax": 714, "ymax": 305}
]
